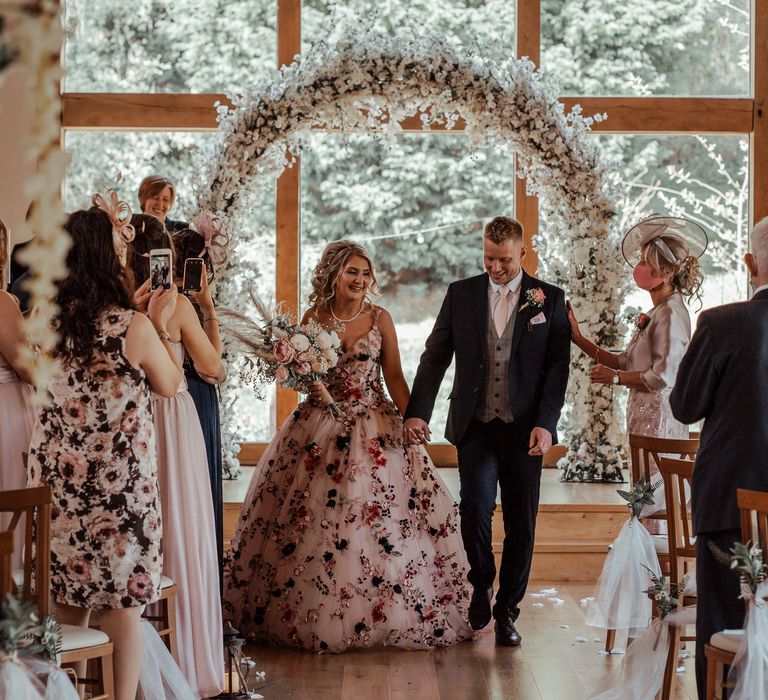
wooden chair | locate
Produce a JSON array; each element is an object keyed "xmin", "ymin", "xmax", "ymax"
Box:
[
  {"xmin": 142, "ymin": 575, "xmax": 180, "ymax": 661},
  {"xmin": 0, "ymin": 531, "xmax": 14, "ymax": 601},
  {"xmin": 0, "ymin": 486, "xmax": 115, "ymax": 700},
  {"xmin": 657, "ymin": 456, "xmax": 697, "ymax": 700},
  {"xmin": 603, "ymin": 436, "xmax": 699, "ymax": 653},
  {"xmin": 705, "ymin": 488, "xmax": 768, "ymax": 699}
]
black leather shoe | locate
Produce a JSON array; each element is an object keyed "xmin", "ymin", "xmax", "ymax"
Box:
[
  {"xmin": 468, "ymin": 586, "xmax": 493, "ymax": 631},
  {"xmin": 495, "ymin": 612, "xmax": 522, "ymax": 646}
]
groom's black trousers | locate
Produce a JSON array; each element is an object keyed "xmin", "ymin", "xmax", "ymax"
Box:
[{"xmin": 457, "ymin": 418, "xmax": 542, "ymax": 621}]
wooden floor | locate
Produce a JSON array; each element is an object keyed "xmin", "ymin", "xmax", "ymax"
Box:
[{"xmin": 241, "ymin": 582, "xmax": 698, "ymax": 700}]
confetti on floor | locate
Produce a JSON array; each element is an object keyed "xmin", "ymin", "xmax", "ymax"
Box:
[
  {"xmin": 575, "ymin": 636, "xmax": 588, "ymax": 643},
  {"xmin": 549, "ymin": 597, "xmax": 565, "ymax": 605},
  {"xmin": 610, "ymin": 648, "xmax": 625, "ymax": 655},
  {"xmin": 560, "ymin": 624, "xmax": 570, "ymax": 629},
  {"xmin": 532, "ymin": 602, "xmax": 545, "ymax": 608}
]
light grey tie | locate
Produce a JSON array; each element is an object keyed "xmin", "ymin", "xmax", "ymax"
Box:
[{"xmin": 494, "ymin": 286, "xmax": 510, "ymax": 337}]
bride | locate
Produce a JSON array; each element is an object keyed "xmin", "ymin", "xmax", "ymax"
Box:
[{"xmin": 222, "ymin": 240, "xmax": 472, "ymax": 652}]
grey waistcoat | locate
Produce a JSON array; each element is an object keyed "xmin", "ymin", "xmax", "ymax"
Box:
[{"xmin": 474, "ymin": 301, "xmax": 517, "ymax": 423}]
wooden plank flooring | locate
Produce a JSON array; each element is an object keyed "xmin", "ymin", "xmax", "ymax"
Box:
[{"xmin": 241, "ymin": 583, "xmax": 698, "ymax": 700}]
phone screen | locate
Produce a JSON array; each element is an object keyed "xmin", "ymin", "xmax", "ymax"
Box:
[
  {"xmin": 149, "ymin": 251, "xmax": 173, "ymax": 290},
  {"xmin": 183, "ymin": 258, "xmax": 204, "ymax": 293}
]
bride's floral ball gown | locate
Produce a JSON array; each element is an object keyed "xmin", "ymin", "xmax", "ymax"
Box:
[{"xmin": 223, "ymin": 310, "xmax": 473, "ymax": 651}]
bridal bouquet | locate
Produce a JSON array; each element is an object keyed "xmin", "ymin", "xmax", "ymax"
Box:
[{"xmin": 221, "ymin": 293, "xmax": 344, "ymax": 415}]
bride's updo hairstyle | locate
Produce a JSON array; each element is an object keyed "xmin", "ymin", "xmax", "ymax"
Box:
[
  {"xmin": 308, "ymin": 239, "xmax": 380, "ymax": 309},
  {"xmin": 642, "ymin": 233, "xmax": 704, "ymax": 305}
]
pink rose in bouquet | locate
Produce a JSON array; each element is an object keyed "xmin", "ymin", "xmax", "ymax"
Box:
[
  {"xmin": 274, "ymin": 338, "xmax": 295, "ymax": 364},
  {"xmin": 274, "ymin": 365, "xmax": 289, "ymax": 383}
]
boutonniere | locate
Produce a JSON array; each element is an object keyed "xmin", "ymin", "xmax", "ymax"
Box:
[
  {"xmin": 519, "ymin": 287, "xmax": 546, "ymax": 312},
  {"xmin": 635, "ymin": 312, "xmax": 651, "ymax": 332}
]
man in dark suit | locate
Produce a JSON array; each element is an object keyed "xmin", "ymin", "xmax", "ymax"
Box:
[
  {"xmin": 403, "ymin": 216, "xmax": 570, "ymax": 645},
  {"xmin": 670, "ymin": 217, "xmax": 768, "ymax": 698}
]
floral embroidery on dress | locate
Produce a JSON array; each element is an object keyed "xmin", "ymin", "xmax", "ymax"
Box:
[
  {"xmin": 27, "ymin": 309, "xmax": 162, "ymax": 609},
  {"xmin": 223, "ymin": 311, "xmax": 472, "ymax": 651}
]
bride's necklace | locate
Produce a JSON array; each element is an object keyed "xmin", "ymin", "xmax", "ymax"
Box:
[{"xmin": 330, "ymin": 300, "xmax": 365, "ymax": 323}]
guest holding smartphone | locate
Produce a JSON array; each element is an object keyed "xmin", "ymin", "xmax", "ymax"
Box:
[
  {"xmin": 27, "ymin": 195, "xmax": 182, "ymax": 700},
  {"xmin": 129, "ymin": 214, "xmax": 224, "ymax": 697},
  {"xmin": 173, "ymin": 227, "xmax": 225, "ymax": 583}
]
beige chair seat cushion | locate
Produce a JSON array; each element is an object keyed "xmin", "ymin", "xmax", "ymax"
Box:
[
  {"xmin": 60, "ymin": 624, "xmax": 111, "ymax": 652},
  {"xmin": 710, "ymin": 630, "xmax": 744, "ymax": 654},
  {"xmin": 161, "ymin": 574, "xmax": 175, "ymax": 589},
  {"xmin": 12, "ymin": 568, "xmax": 23, "ymax": 587},
  {"xmin": 651, "ymin": 535, "xmax": 669, "ymax": 554}
]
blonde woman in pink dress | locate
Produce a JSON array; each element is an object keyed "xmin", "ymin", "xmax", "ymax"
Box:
[
  {"xmin": 223, "ymin": 240, "xmax": 472, "ymax": 652},
  {"xmin": 130, "ymin": 214, "xmax": 224, "ymax": 697},
  {"xmin": 0, "ymin": 220, "xmax": 35, "ymax": 567}
]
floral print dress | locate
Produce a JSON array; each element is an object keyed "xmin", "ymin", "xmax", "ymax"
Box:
[
  {"xmin": 223, "ymin": 309, "xmax": 472, "ymax": 652},
  {"xmin": 27, "ymin": 308, "xmax": 162, "ymax": 609}
]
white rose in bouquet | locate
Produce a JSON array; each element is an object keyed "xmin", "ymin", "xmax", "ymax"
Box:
[
  {"xmin": 316, "ymin": 331, "xmax": 334, "ymax": 349},
  {"xmin": 290, "ymin": 333, "xmax": 311, "ymax": 352},
  {"xmin": 328, "ymin": 331, "xmax": 341, "ymax": 348}
]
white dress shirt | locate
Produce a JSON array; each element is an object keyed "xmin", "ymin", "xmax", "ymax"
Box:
[
  {"xmin": 488, "ymin": 269, "xmax": 524, "ymax": 325},
  {"xmin": 754, "ymin": 283, "xmax": 768, "ymax": 295}
]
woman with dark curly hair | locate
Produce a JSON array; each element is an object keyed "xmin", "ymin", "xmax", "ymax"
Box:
[
  {"xmin": 223, "ymin": 239, "xmax": 473, "ymax": 652},
  {"xmin": 26, "ymin": 196, "xmax": 181, "ymax": 700}
]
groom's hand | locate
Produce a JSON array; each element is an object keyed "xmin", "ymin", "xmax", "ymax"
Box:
[
  {"xmin": 528, "ymin": 427, "xmax": 552, "ymax": 456},
  {"xmin": 403, "ymin": 417, "xmax": 431, "ymax": 445}
]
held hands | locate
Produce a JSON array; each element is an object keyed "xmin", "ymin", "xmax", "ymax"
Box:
[
  {"xmin": 403, "ymin": 417, "xmax": 431, "ymax": 445},
  {"xmin": 147, "ymin": 284, "xmax": 178, "ymax": 333},
  {"xmin": 590, "ymin": 364, "xmax": 617, "ymax": 385},
  {"xmin": 528, "ymin": 427, "xmax": 552, "ymax": 457}
]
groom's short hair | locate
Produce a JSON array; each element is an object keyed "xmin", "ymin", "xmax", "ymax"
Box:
[{"xmin": 484, "ymin": 216, "xmax": 523, "ymax": 244}]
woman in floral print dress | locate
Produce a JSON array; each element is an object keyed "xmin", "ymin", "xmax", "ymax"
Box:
[
  {"xmin": 224, "ymin": 240, "xmax": 472, "ymax": 652},
  {"xmin": 27, "ymin": 202, "xmax": 182, "ymax": 700}
]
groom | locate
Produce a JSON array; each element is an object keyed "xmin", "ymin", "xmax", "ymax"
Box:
[{"xmin": 404, "ymin": 216, "xmax": 570, "ymax": 645}]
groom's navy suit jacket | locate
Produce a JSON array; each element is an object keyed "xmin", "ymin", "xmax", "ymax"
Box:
[
  {"xmin": 670, "ymin": 288, "xmax": 768, "ymax": 535},
  {"xmin": 404, "ymin": 271, "xmax": 571, "ymax": 445}
]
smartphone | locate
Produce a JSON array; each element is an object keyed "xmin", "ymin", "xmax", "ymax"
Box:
[
  {"xmin": 182, "ymin": 257, "xmax": 204, "ymax": 294},
  {"xmin": 149, "ymin": 248, "xmax": 173, "ymax": 291}
]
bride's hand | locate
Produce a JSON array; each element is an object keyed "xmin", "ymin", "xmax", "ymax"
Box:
[
  {"xmin": 565, "ymin": 300, "xmax": 583, "ymax": 342},
  {"xmin": 590, "ymin": 364, "xmax": 617, "ymax": 385},
  {"xmin": 307, "ymin": 380, "xmax": 331, "ymax": 404}
]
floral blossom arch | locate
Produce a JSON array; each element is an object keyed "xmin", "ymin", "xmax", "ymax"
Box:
[{"xmin": 197, "ymin": 25, "xmax": 630, "ymax": 481}]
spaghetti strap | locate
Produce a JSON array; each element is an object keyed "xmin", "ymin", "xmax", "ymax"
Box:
[{"xmin": 371, "ymin": 304, "xmax": 382, "ymax": 329}]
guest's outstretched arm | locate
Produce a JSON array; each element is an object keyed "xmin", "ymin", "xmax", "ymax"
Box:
[{"xmin": 566, "ymin": 300, "xmax": 622, "ymax": 369}]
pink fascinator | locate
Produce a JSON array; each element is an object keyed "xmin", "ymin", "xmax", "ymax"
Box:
[
  {"xmin": 191, "ymin": 211, "xmax": 230, "ymax": 270},
  {"xmin": 92, "ymin": 190, "xmax": 136, "ymax": 267}
]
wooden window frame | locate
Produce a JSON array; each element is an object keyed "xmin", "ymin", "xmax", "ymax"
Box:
[{"xmin": 60, "ymin": 0, "xmax": 768, "ymax": 465}]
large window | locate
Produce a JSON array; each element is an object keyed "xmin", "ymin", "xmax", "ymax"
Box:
[{"xmin": 60, "ymin": 0, "xmax": 767, "ymax": 459}]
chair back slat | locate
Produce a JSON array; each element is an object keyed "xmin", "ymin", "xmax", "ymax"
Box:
[
  {"xmin": 0, "ymin": 531, "xmax": 13, "ymax": 602},
  {"xmin": 0, "ymin": 486, "xmax": 52, "ymax": 618},
  {"xmin": 628, "ymin": 434, "xmax": 699, "ymax": 485},
  {"xmin": 737, "ymin": 488, "xmax": 768, "ymax": 550},
  {"xmin": 658, "ymin": 456, "xmax": 697, "ymax": 589}
]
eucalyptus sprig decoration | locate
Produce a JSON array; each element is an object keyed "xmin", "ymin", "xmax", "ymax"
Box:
[
  {"xmin": 0, "ymin": 595, "xmax": 62, "ymax": 661},
  {"xmin": 617, "ymin": 478, "xmax": 662, "ymax": 519},
  {"xmin": 642, "ymin": 566, "xmax": 692, "ymax": 619},
  {"xmin": 708, "ymin": 539, "xmax": 767, "ymax": 600}
]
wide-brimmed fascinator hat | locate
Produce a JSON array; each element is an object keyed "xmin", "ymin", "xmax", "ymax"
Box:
[{"xmin": 621, "ymin": 214, "xmax": 708, "ymax": 268}]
